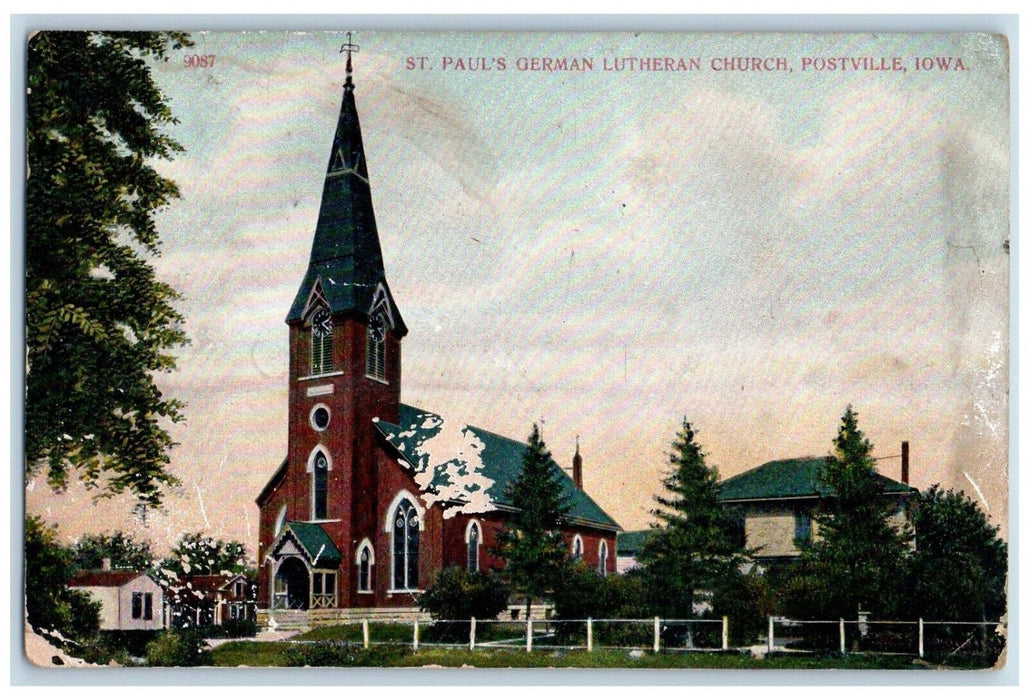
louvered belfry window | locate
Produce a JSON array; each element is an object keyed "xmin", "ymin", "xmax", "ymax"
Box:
[
  {"xmin": 310, "ymin": 307, "xmax": 334, "ymax": 376},
  {"xmin": 366, "ymin": 311, "xmax": 387, "ymax": 381}
]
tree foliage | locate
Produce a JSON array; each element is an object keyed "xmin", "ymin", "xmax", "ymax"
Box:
[
  {"xmin": 494, "ymin": 424, "xmax": 571, "ymax": 618},
  {"xmin": 799, "ymin": 406, "xmax": 912, "ymax": 618},
  {"xmin": 418, "ymin": 566, "xmax": 511, "ymax": 641},
  {"xmin": 24, "ymin": 516, "xmax": 101, "ymax": 641},
  {"xmin": 72, "ymin": 530, "xmax": 156, "ymax": 572},
  {"xmin": 637, "ymin": 417, "xmax": 745, "ymax": 618},
  {"xmin": 26, "ymin": 31, "xmax": 193, "ymax": 509},
  {"xmin": 905, "ymin": 485, "xmax": 1007, "ymax": 621},
  {"xmin": 158, "ymin": 532, "xmax": 248, "ymax": 580}
]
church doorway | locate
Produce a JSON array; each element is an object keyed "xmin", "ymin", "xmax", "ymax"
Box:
[{"xmin": 274, "ymin": 557, "xmax": 310, "ymax": 610}]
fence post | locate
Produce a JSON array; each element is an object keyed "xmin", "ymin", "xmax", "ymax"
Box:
[
  {"xmin": 527, "ymin": 617, "xmax": 533, "ymax": 652},
  {"xmin": 653, "ymin": 617, "xmax": 660, "ymax": 653},
  {"xmin": 413, "ymin": 617, "xmax": 419, "ymax": 652},
  {"xmin": 722, "ymin": 616, "xmax": 729, "ymax": 651},
  {"xmin": 587, "ymin": 618, "xmax": 593, "ymax": 652},
  {"xmin": 470, "ymin": 617, "xmax": 476, "ymax": 651},
  {"xmin": 839, "ymin": 618, "xmax": 846, "ymax": 654},
  {"xmin": 918, "ymin": 618, "xmax": 924, "ymax": 659},
  {"xmin": 362, "ymin": 618, "xmax": 369, "ymax": 649},
  {"xmin": 767, "ymin": 616, "xmax": 774, "ymax": 654}
]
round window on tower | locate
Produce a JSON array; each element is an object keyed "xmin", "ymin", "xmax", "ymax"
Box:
[{"xmin": 310, "ymin": 404, "xmax": 331, "ymax": 431}]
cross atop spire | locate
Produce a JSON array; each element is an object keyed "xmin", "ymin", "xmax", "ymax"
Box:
[{"xmin": 340, "ymin": 31, "xmax": 360, "ymax": 88}]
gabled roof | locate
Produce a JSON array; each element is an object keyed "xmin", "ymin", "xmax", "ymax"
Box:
[
  {"xmin": 286, "ymin": 75, "xmax": 406, "ymax": 336},
  {"xmin": 68, "ymin": 570, "xmax": 148, "ymax": 588},
  {"xmin": 616, "ymin": 529, "xmax": 653, "ymax": 557},
  {"xmin": 256, "ymin": 458, "xmax": 288, "ymax": 506},
  {"xmin": 374, "ymin": 404, "xmax": 620, "ymax": 531},
  {"xmin": 717, "ymin": 457, "xmax": 918, "ymax": 503},
  {"xmin": 273, "ymin": 522, "xmax": 343, "ymax": 567}
]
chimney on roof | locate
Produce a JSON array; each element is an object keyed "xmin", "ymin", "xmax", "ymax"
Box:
[
  {"xmin": 573, "ymin": 437, "xmax": 583, "ymax": 490},
  {"xmin": 101, "ymin": 557, "xmax": 111, "ymax": 571},
  {"xmin": 901, "ymin": 441, "xmax": 910, "ymax": 485}
]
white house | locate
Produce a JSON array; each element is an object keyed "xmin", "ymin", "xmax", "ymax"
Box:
[{"xmin": 67, "ymin": 569, "xmax": 166, "ymax": 631}]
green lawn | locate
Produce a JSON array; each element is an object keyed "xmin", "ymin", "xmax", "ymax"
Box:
[{"xmin": 210, "ymin": 640, "xmax": 934, "ymax": 669}]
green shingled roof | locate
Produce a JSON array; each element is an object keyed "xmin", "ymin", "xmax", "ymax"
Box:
[
  {"xmin": 717, "ymin": 457, "xmax": 917, "ymax": 503},
  {"xmin": 280, "ymin": 521, "xmax": 342, "ymax": 567},
  {"xmin": 375, "ymin": 404, "xmax": 620, "ymax": 531},
  {"xmin": 617, "ymin": 529, "xmax": 654, "ymax": 556},
  {"xmin": 286, "ymin": 78, "xmax": 406, "ymax": 335}
]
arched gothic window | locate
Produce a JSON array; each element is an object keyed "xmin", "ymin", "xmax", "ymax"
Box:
[
  {"xmin": 572, "ymin": 535, "xmax": 583, "ymax": 561},
  {"xmin": 358, "ymin": 542, "xmax": 374, "ymax": 593},
  {"xmin": 598, "ymin": 540, "xmax": 609, "ymax": 576},
  {"xmin": 467, "ymin": 521, "xmax": 480, "ymax": 573},
  {"xmin": 392, "ymin": 499, "xmax": 419, "ymax": 590},
  {"xmin": 313, "ymin": 452, "xmax": 329, "ymax": 520}
]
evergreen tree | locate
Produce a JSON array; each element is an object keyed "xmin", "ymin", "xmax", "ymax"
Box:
[
  {"xmin": 906, "ymin": 485, "xmax": 1007, "ymax": 622},
  {"xmin": 637, "ymin": 417, "xmax": 744, "ymax": 619},
  {"xmin": 802, "ymin": 405, "xmax": 912, "ymax": 618},
  {"xmin": 26, "ymin": 31, "xmax": 192, "ymax": 510},
  {"xmin": 494, "ymin": 424, "xmax": 571, "ymax": 619}
]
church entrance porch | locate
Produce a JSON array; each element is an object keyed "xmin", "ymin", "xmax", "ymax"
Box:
[
  {"xmin": 267, "ymin": 521, "xmax": 343, "ymax": 612},
  {"xmin": 273, "ymin": 557, "xmax": 310, "ymax": 610}
]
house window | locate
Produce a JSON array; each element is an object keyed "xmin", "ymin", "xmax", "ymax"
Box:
[
  {"xmin": 794, "ymin": 511, "xmax": 812, "ymax": 546},
  {"xmin": 467, "ymin": 521, "xmax": 480, "ymax": 573},
  {"xmin": 358, "ymin": 543, "xmax": 373, "ymax": 592},
  {"xmin": 598, "ymin": 541, "xmax": 609, "ymax": 576},
  {"xmin": 392, "ymin": 499, "xmax": 419, "ymax": 590},
  {"xmin": 313, "ymin": 452, "xmax": 329, "ymax": 520},
  {"xmin": 310, "ymin": 307, "xmax": 334, "ymax": 376},
  {"xmin": 144, "ymin": 592, "xmax": 153, "ymax": 620},
  {"xmin": 572, "ymin": 535, "xmax": 583, "ymax": 560},
  {"xmin": 132, "ymin": 592, "xmax": 143, "ymax": 619},
  {"xmin": 234, "ymin": 580, "xmax": 246, "ymax": 598}
]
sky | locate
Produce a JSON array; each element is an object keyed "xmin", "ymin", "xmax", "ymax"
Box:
[{"xmin": 24, "ymin": 30, "xmax": 1011, "ymax": 556}]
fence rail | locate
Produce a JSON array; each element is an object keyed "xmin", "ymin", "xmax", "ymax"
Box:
[{"xmin": 283, "ymin": 615, "xmax": 1004, "ymax": 664}]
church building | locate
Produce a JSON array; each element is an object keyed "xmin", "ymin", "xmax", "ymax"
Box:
[{"xmin": 255, "ymin": 46, "xmax": 620, "ymax": 622}]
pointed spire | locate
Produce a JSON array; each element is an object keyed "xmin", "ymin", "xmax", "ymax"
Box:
[
  {"xmin": 287, "ymin": 37, "xmax": 406, "ymax": 336},
  {"xmin": 573, "ymin": 436, "xmax": 583, "ymax": 490}
]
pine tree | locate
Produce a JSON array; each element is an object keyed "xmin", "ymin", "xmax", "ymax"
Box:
[
  {"xmin": 494, "ymin": 424, "xmax": 571, "ymax": 619},
  {"xmin": 803, "ymin": 405, "xmax": 912, "ymax": 618},
  {"xmin": 26, "ymin": 31, "xmax": 192, "ymax": 509},
  {"xmin": 638, "ymin": 417, "xmax": 744, "ymax": 619},
  {"xmin": 906, "ymin": 485, "xmax": 1007, "ymax": 622}
]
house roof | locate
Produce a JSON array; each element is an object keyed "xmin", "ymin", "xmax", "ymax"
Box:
[
  {"xmin": 68, "ymin": 570, "xmax": 147, "ymax": 588},
  {"xmin": 717, "ymin": 456, "xmax": 918, "ymax": 503},
  {"xmin": 276, "ymin": 521, "xmax": 343, "ymax": 567},
  {"xmin": 616, "ymin": 529, "xmax": 653, "ymax": 557},
  {"xmin": 374, "ymin": 404, "xmax": 620, "ymax": 531}
]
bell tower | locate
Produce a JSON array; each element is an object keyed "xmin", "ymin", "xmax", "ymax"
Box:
[{"xmin": 274, "ymin": 36, "xmax": 407, "ymax": 603}]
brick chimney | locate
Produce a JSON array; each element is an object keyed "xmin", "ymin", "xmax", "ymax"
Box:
[
  {"xmin": 572, "ymin": 437, "xmax": 583, "ymax": 490},
  {"xmin": 901, "ymin": 441, "xmax": 910, "ymax": 485}
]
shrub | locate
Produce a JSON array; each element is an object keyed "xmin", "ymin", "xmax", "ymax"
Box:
[
  {"xmin": 145, "ymin": 629, "xmax": 212, "ymax": 667},
  {"xmin": 283, "ymin": 641, "xmax": 408, "ymax": 667},
  {"xmin": 418, "ymin": 566, "xmax": 510, "ymax": 641}
]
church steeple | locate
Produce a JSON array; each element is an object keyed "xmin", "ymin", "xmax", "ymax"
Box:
[{"xmin": 287, "ymin": 38, "xmax": 407, "ymax": 337}]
